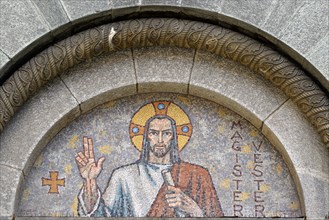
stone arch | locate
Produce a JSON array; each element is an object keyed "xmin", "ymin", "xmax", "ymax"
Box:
[
  {"xmin": 1, "ymin": 18, "xmax": 328, "ymax": 145},
  {"xmin": 0, "ymin": 13, "xmax": 328, "ymax": 220}
]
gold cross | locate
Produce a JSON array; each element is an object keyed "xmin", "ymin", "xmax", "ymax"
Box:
[{"xmin": 42, "ymin": 171, "xmax": 65, "ymax": 194}]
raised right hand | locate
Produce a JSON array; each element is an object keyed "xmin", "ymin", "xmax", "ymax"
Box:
[{"xmin": 75, "ymin": 136, "xmax": 105, "ymax": 180}]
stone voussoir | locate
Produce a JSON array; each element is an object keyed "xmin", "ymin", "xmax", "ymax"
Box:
[
  {"xmin": 133, "ymin": 46, "xmax": 194, "ymax": 94},
  {"xmin": 0, "ymin": 78, "xmax": 80, "ymax": 174},
  {"xmin": 0, "ymin": 165, "xmax": 24, "ymax": 217},
  {"xmin": 189, "ymin": 49, "xmax": 288, "ymax": 129},
  {"xmin": 60, "ymin": 49, "xmax": 137, "ymax": 113}
]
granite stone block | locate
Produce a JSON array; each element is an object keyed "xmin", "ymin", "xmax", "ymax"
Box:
[
  {"xmin": 0, "ymin": 51, "xmax": 9, "ymax": 70},
  {"xmin": 12, "ymin": 217, "xmax": 304, "ymax": 220},
  {"xmin": 181, "ymin": 0, "xmax": 222, "ymax": 13},
  {"xmin": 221, "ymin": 0, "xmax": 277, "ymax": 27},
  {"xmin": 262, "ymin": 0, "xmax": 306, "ymax": 34},
  {"xmin": 262, "ymin": 100, "xmax": 329, "ymax": 175},
  {"xmin": 60, "ymin": 0, "xmax": 111, "ymax": 21},
  {"xmin": 0, "ymin": 51, "xmax": 10, "ymax": 80},
  {"xmin": 13, "ymin": 218, "xmax": 307, "ymax": 220},
  {"xmin": 181, "ymin": 0, "xmax": 225, "ymax": 23},
  {"xmin": 0, "ymin": 0, "xmax": 50, "ymax": 58},
  {"xmin": 31, "ymin": 0, "xmax": 69, "ymax": 29},
  {"xmin": 0, "ymin": 165, "xmax": 23, "ymax": 217},
  {"xmin": 133, "ymin": 47, "xmax": 194, "ymax": 94},
  {"xmin": 276, "ymin": 0, "xmax": 329, "ymax": 54},
  {"xmin": 112, "ymin": 0, "xmax": 140, "ymax": 8},
  {"xmin": 141, "ymin": 0, "xmax": 181, "ymax": 6},
  {"xmin": 60, "ymin": 50, "xmax": 137, "ymax": 113},
  {"xmin": 111, "ymin": 0, "xmax": 140, "ymax": 20},
  {"xmin": 0, "ymin": 217, "xmax": 12, "ymax": 220},
  {"xmin": 189, "ymin": 50, "xmax": 288, "ymax": 129},
  {"xmin": 306, "ymin": 34, "xmax": 329, "ymax": 91},
  {"xmin": 297, "ymin": 172, "xmax": 329, "ymax": 219},
  {"xmin": 0, "ymin": 78, "xmax": 80, "ymax": 175},
  {"xmin": 138, "ymin": 4, "xmax": 182, "ymax": 15}
]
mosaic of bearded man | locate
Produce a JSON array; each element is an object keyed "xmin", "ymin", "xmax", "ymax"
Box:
[{"xmin": 75, "ymin": 101, "xmax": 224, "ymax": 217}]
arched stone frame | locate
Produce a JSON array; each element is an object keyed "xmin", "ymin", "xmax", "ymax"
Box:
[
  {"xmin": 1, "ymin": 18, "xmax": 328, "ymax": 146},
  {"xmin": 0, "ymin": 16, "xmax": 328, "ymax": 220}
]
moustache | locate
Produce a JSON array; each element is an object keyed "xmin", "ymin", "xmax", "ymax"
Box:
[{"xmin": 154, "ymin": 144, "xmax": 166, "ymax": 148}]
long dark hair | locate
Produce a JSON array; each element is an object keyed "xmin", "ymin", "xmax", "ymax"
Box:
[{"xmin": 140, "ymin": 115, "xmax": 180, "ymax": 164}]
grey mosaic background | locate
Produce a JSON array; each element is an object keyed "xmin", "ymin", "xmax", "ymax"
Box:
[{"xmin": 18, "ymin": 93, "xmax": 302, "ymax": 217}]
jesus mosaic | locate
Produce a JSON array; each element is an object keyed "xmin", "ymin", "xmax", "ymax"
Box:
[{"xmin": 75, "ymin": 101, "xmax": 224, "ymax": 217}]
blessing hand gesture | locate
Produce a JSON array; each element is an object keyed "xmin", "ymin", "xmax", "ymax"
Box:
[{"xmin": 75, "ymin": 137, "xmax": 105, "ymax": 180}]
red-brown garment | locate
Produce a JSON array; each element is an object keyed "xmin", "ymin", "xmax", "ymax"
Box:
[{"xmin": 147, "ymin": 161, "xmax": 224, "ymax": 217}]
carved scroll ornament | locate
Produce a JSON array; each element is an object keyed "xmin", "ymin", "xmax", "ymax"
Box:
[{"xmin": 0, "ymin": 18, "xmax": 328, "ymax": 147}]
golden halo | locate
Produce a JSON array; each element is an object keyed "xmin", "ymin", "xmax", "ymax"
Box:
[{"xmin": 129, "ymin": 101, "xmax": 192, "ymax": 152}]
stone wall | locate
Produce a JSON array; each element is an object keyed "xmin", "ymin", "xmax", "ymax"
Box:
[{"xmin": 0, "ymin": 1, "xmax": 328, "ymax": 220}]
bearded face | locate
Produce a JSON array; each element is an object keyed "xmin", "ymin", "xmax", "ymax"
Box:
[{"xmin": 147, "ymin": 118, "xmax": 174, "ymax": 158}]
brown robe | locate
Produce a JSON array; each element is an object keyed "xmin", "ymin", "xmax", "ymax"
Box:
[{"xmin": 147, "ymin": 161, "xmax": 224, "ymax": 217}]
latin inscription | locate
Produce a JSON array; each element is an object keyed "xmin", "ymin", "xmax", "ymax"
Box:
[{"xmin": 231, "ymin": 121, "xmax": 266, "ymax": 217}]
